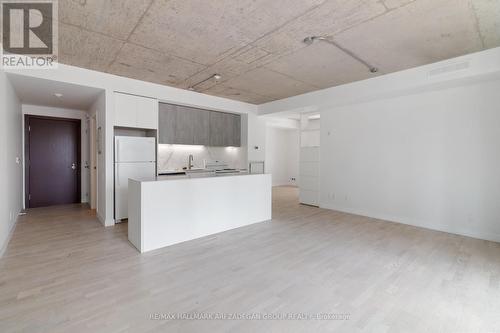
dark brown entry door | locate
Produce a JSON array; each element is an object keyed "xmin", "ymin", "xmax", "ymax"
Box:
[{"xmin": 26, "ymin": 116, "xmax": 81, "ymax": 208}]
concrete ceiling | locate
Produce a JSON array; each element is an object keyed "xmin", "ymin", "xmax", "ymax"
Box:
[{"xmin": 57, "ymin": 0, "xmax": 500, "ymax": 104}]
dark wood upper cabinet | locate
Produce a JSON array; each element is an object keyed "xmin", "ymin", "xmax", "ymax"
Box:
[
  {"xmin": 159, "ymin": 103, "xmax": 241, "ymax": 147},
  {"xmin": 175, "ymin": 106, "xmax": 196, "ymax": 145},
  {"xmin": 192, "ymin": 109, "xmax": 210, "ymax": 145},
  {"xmin": 158, "ymin": 103, "xmax": 177, "ymax": 144},
  {"xmin": 209, "ymin": 111, "xmax": 226, "ymax": 147},
  {"xmin": 231, "ymin": 113, "xmax": 241, "ymax": 147}
]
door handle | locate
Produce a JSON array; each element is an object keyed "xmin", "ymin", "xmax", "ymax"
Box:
[{"xmin": 72, "ymin": 163, "xmax": 77, "ymax": 170}]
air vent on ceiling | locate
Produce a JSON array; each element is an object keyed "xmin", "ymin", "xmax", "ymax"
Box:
[{"xmin": 428, "ymin": 61, "xmax": 470, "ymax": 77}]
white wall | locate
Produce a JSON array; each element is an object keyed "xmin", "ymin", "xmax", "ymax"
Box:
[
  {"xmin": 0, "ymin": 71, "xmax": 23, "ymax": 255},
  {"xmin": 265, "ymin": 126, "xmax": 299, "ymax": 186},
  {"xmin": 88, "ymin": 92, "xmax": 107, "ymax": 225},
  {"xmin": 257, "ymin": 47, "xmax": 500, "ymax": 243},
  {"xmin": 320, "ymin": 79, "xmax": 500, "ymax": 242},
  {"xmin": 247, "ymin": 112, "xmax": 267, "ymax": 163},
  {"xmin": 22, "ymin": 104, "xmax": 90, "ymax": 205},
  {"xmin": 300, "ymin": 117, "xmax": 320, "ymax": 148},
  {"xmin": 288, "ymin": 131, "xmax": 299, "ymax": 185}
]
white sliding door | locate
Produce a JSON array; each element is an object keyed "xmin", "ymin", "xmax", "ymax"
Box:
[{"xmin": 299, "ymin": 114, "xmax": 320, "ymax": 206}]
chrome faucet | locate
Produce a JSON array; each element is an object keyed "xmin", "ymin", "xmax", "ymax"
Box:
[{"xmin": 188, "ymin": 154, "xmax": 194, "ymax": 170}]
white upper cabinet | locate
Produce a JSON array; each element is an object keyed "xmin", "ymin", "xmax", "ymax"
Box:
[
  {"xmin": 136, "ymin": 96, "xmax": 158, "ymax": 129},
  {"xmin": 115, "ymin": 92, "xmax": 158, "ymax": 129},
  {"xmin": 114, "ymin": 93, "xmax": 137, "ymax": 128}
]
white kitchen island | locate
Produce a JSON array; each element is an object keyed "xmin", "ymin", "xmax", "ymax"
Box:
[{"xmin": 128, "ymin": 173, "xmax": 272, "ymax": 253}]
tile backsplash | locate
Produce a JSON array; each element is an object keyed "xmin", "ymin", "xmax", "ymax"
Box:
[{"xmin": 158, "ymin": 145, "xmax": 247, "ymax": 171}]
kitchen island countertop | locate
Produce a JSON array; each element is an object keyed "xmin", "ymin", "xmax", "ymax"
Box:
[{"xmin": 128, "ymin": 173, "xmax": 272, "ymax": 253}]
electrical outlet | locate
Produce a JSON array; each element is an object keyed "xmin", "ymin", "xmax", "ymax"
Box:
[{"xmin": 291, "ymin": 177, "xmax": 296, "ymax": 181}]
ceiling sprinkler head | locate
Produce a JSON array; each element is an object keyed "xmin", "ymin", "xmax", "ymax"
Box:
[
  {"xmin": 303, "ymin": 36, "xmax": 315, "ymax": 45},
  {"xmin": 370, "ymin": 67, "xmax": 378, "ymax": 73},
  {"xmin": 303, "ymin": 36, "xmax": 328, "ymax": 45},
  {"xmin": 213, "ymin": 74, "xmax": 222, "ymax": 81}
]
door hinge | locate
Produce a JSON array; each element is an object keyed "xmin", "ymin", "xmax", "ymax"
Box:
[
  {"xmin": 28, "ymin": 194, "xmax": 31, "ymax": 201},
  {"xmin": 28, "ymin": 125, "xmax": 31, "ymax": 132}
]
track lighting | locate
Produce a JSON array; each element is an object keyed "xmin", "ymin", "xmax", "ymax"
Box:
[{"xmin": 188, "ymin": 74, "xmax": 222, "ymax": 91}]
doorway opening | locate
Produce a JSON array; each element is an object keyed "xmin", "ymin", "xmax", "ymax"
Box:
[{"xmin": 25, "ymin": 115, "xmax": 82, "ymax": 208}]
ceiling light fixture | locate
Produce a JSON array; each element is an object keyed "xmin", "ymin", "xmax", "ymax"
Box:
[
  {"xmin": 188, "ymin": 74, "xmax": 222, "ymax": 91},
  {"xmin": 303, "ymin": 36, "xmax": 378, "ymax": 73},
  {"xmin": 54, "ymin": 93, "xmax": 63, "ymax": 98}
]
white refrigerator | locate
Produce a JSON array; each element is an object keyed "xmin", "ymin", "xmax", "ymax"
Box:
[{"xmin": 114, "ymin": 136, "xmax": 156, "ymax": 221}]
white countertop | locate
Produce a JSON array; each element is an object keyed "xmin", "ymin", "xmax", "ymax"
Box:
[
  {"xmin": 155, "ymin": 173, "xmax": 249, "ymax": 181},
  {"xmin": 135, "ymin": 171, "xmax": 254, "ymax": 183}
]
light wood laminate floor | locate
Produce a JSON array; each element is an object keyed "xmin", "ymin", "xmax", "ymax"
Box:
[{"xmin": 1, "ymin": 186, "xmax": 500, "ymax": 332}]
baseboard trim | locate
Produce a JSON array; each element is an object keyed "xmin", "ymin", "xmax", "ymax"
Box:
[
  {"xmin": 97, "ymin": 213, "xmax": 115, "ymax": 227},
  {"xmin": 105, "ymin": 219, "xmax": 115, "ymax": 227},
  {"xmin": 320, "ymin": 203, "xmax": 500, "ymax": 244},
  {"xmin": 97, "ymin": 213, "xmax": 106, "ymax": 226},
  {"xmin": 0, "ymin": 213, "xmax": 19, "ymax": 258}
]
